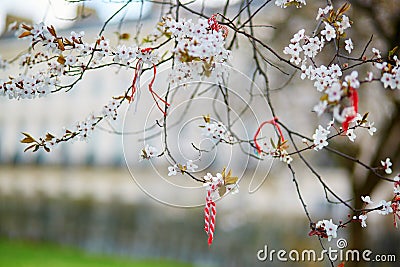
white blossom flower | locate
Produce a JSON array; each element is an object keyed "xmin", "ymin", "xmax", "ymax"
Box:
[
  {"xmin": 372, "ymin": 48, "xmax": 381, "ymax": 58},
  {"xmin": 321, "ymin": 22, "xmax": 336, "ymax": 42},
  {"xmin": 70, "ymin": 31, "xmax": 85, "ymax": 40},
  {"xmin": 361, "ymin": 195, "xmax": 373, "ymax": 204},
  {"xmin": 394, "ymin": 184, "xmax": 400, "ymax": 195},
  {"xmin": 291, "ymin": 29, "xmax": 305, "ymax": 43},
  {"xmin": 75, "ymin": 114, "xmax": 97, "ymax": 142},
  {"xmin": 316, "ymin": 219, "xmax": 338, "ymax": 241},
  {"xmin": 186, "ymin": 160, "xmax": 198, "ymax": 172},
  {"xmin": 359, "ymin": 214, "xmax": 367, "ymax": 228},
  {"xmin": 275, "ymin": 0, "xmax": 306, "ymax": 8},
  {"xmin": 380, "ymin": 73, "xmax": 396, "ymax": 89},
  {"xmin": 316, "ymin": 5, "xmax": 332, "ymax": 20},
  {"xmin": 168, "ymin": 165, "xmax": 178, "ymax": 176},
  {"xmin": 102, "ymin": 100, "xmax": 119, "ymax": 120},
  {"xmin": 345, "ymin": 38, "xmax": 353, "ymax": 54},
  {"xmin": 329, "ymin": 64, "xmax": 342, "ymax": 78},
  {"xmin": 300, "ymin": 64, "xmax": 314, "ymax": 79},
  {"xmin": 344, "ymin": 71, "xmax": 360, "ymax": 88},
  {"xmin": 365, "ymin": 72, "xmax": 373, "ymax": 82},
  {"xmin": 376, "ymin": 200, "xmax": 393, "ymax": 215},
  {"xmin": 381, "ymin": 158, "xmax": 392, "ymax": 174},
  {"xmin": 366, "ymin": 122, "xmax": 377, "ymax": 136},
  {"xmin": 65, "ymin": 55, "xmax": 78, "ymax": 66},
  {"xmin": 140, "ymin": 144, "xmax": 158, "ymax": 159},
  {"xmin": 326, "ymin": 82, "xmax": 342, "ymax": 102},
  {"xmin": 30, "ymin": 22, "xmax": 45, "ymax": 39},
  {"xmin": 312, "ymin": 125, "xmax": 330, "ymax": 150},
  {"xmin": 346, "ymin": 129, "xmax": 356, "ymax": 142}
]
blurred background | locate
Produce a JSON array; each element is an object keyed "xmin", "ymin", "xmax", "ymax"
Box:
[{"xmin": 0, "ymin": 1, "xmax": 399, "ymax": 266}]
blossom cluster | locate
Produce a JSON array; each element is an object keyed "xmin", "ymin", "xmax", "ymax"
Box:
[
  {"xmin": 0, "ymin": 71, "xmax": 54, "ymax": 99},
  {"xmin": 275, "ymin": 0, "xmax": 306, "ymax": 8},
  {"xmin": 167, "ymin": 160, "xmax": 198, "ymax": 176},
  {"xmin": 356, "ymin": 175, "xmax": 400, "ymax": 228},
  {"xmin": 200, "ymin": 117, "xmax": 233, "ymax": 143},
  {"xmin": 102, "ymin": 99, "xmax": 120, "ymax": 121},
  {"xmin": 203, "ymin": 169, "xmax": 239, "ymax": 198},
  {"xmin": 311, "ymin": 114, "xmax": 377, "ymax": 151},
  {"xmin": 283, "ymin": 5, "xmax": 363, "ymax": 131},
  {"xmin": 309, "ymin": 219, "xmax": 338, "ymax": 241},
  {"xmin": 74, "ymin": 114, "xmax": 97, "ymax": 142},
  {"xmin": 2, "ymin": 22, "xmax": 160, "ymax": 102},
  {"xmin": 258, "ymin": 140, "xmax": 293, "ymax": 164},
  {"xmin": 310, "ymin": 173, "xmax": 400, "ymax": 241},
  {"xmin": 375, "ymin": 55, "xmax": 400, "ymax": 90},
  {"xmin": 140, "ymin": 144, "xmax": 158, "ymax": 160},
  {"xmin": 161, "ymin": 15, "xmax": 230, "ymax": 87}
]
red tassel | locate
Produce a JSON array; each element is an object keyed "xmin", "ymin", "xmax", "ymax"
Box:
[
  {"xmin": 204, "ymin": 187, "xmax": 217, "ymax": 246},
  {"xmin": 342, "ymin": 87, "xmax": 358, "ymax": 133}
]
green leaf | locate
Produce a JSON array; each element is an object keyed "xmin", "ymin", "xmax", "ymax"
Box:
[
  {"xmin": 270, "ymin": 138, "xmax": 276, "ymax": 149},
  {"xmin": 218, "ymin": 185, "xmax": 226, "ymax": 197},
  {"xmin": 389, "ymin": 46, "xmax": 398, "ymax": 58}
]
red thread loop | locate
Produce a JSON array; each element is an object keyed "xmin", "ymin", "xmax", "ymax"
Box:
[
  {"xmin": 253, "ymin": 117, "xmax": 284, "ymax": 155},
  {"xmin": 130, "ymin": 48, "xmax": 170, "ymax": 117},
  {"xmin": 341, "ymin": 87, "xmax": 358, "ymax": 133}
]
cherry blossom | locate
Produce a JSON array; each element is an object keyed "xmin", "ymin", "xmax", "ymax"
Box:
[
  {"xmin": 316, "ymin": 5, "xmax": 332, "ymax": 20},
  {"xmin": 344, "ymin": 38, "xmax": 353, "ymax": 54},
  {"xmin": 381, "ymin": 158, "xmax": 393, "ymax": 174},
  {"xmin": 365, "ymin": 71, "xmax": 373, "ymax": 82},
  {"xmin": 313, "ymin": 219, "xmax": 338, "ymax": 241},
  {"xmin": 75, "ymin": 114, "xmax": 97, "ymax": 142},
  {"xmin": 140, "ymin": 144, "xmax": 158, "ymax": 160},
  {"xmin": 326, "ymin": 81, "xmax": 342, "ymax": 102},
  {"xmin": 162, "ymin": 15, "xmax": 230, "ymax": 86},
  {"xmin": 359, "ymin": 214, "xmax": 367, "ymax": 227},
  {"xmin": 321, "ymin": 22, "xmax": 336, "ymax": 42},
  {"xmin": 377, "ymin": 200, "xmax": 393, "ymax": 215},
  {"xmin": 102, "ymin": 100, "xmax": 119, "ymax": 121},
  {"xmin": 313, "ymin": 101, "xmax": 328, "ymax": 116},
  {"xmin": 200, "ymin": 119, "xmax": 232, "ymax": 142},
  {"xmin": 361, "ymin": 195, "xmax": 373, "ymax": 204},
  {"xmin": 372, "ymin": 47, "xmax": 382, "ymax": 59},
  {"xmin": 312, "ymin": 125, "xmax": 330, "ymax": 150},
  {"xmin": 344, "ymin": 71, "xmax": 360, "ymax": 88},
  {"xmin": 168, "ymin": 165, "xmax": 178, "ymax": 176},
  {"xmin": 366, "ymin": 122, "xmax": 377, "ymax": 136},
  {"xmin": 186, "ymin": 160, "xmax": 198, "ymax": 172},
  {"xmin": 275, "ymin": 0, "xmax": 306, "ymax": 8},
  {"xmin": 346, "ymin": 129, "xmax": 356, "ymax": 142}
]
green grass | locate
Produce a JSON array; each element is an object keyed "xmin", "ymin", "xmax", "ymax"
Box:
[{"xmin": 0, "ymin": 239, "xmax": 193, "ymax": 267}]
